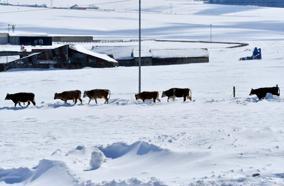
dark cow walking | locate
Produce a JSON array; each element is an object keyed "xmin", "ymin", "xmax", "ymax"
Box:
[
  {"xmin": 5, "ymin": 92, "xmax": 36, "ymax": 107},
  {"xmin": 162, "ymin": 88, "xmax": 192, "ymax": 102},
  {"xmin": 135, "ymin": 91, "xmax": 160, "ymax": 103},
  {"xmin": 250, "ymin": 85, "xmax": 280, "ymax": 100},
  {"xmin": 54, "ymin": 90, "xmax": 82, "ymax": 104},
  {"xmin": 83, "ymin": 89, "xmax": 110, "ymax": 104}
]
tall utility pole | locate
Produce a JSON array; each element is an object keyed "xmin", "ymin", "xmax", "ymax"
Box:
[
  {"xmin": 138, "ymin": 0, "xmax": 142, "ymax": 93},
  {"xmin": 210, "ymin": 24, "xmax": 212, "ymax": 42}
]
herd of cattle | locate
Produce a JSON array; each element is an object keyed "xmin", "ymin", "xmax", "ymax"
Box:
[
  {"xmin": 4, "ymin": 85, "xmax": 280, "ymax": 108},
  {"xmin": 4, "ymin": 88, "xmax": 192, "ymax": 107}
]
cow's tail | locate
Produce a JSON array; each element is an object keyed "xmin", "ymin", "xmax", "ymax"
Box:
[
  {"xmin": 32, "ymin": 94, "xmax": 36, "ymax": 106},
  {"xmin": 108, "ymin": 90, "xmax": 111, "ymax": 99},
  {"xmin": 188, "ymin": 89, "xmax": 192, "ymax": 101},
  {"xmin": 157, "ymin": 91, "xmax": 161, "ymax": 102},
  {"xmin": 78, "ymin": 90, "xmax": 82, "ymax": 97}
]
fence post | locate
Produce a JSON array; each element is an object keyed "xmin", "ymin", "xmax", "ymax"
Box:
[{"xmin": 233, "ymin": 86, "xmax": 236, "ymax": 98}]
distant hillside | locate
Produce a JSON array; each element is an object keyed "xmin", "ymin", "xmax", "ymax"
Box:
[
  {"xmin": 2, "ymin": 0, "xmax": 197, "ymax": 8},
  {"xmin": 208, "ymin": 0, "xmax": 284, "ymax": 7}
]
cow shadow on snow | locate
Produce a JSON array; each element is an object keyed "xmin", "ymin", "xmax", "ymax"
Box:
[
  {"xmin": 0, "ymin": 106, "xmax": 29, "ymax": 111},
  {"xmin": 48, "ymin": 102, "xmax": 84, "ymax": 109},
  {"xmin": 0, "ymin": 105, "xmax": 43, "ymax": 111}
]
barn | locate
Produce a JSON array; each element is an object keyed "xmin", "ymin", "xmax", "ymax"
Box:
[
  {"xmin": 68, "ymin": 45, "xmax": 118, "ymax": 68},
  {"xmin": 0, "ymin": 44, "xmax": 118, "ymax": 71}
]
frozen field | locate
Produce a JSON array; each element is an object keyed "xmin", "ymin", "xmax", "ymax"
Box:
[
  {"xmin": 1, "ymin": 1, "xmax": 284, "ymax": 186},
  {"xmin": 0, "ymin": 40, "xmax": 284, "ymax": 186}
]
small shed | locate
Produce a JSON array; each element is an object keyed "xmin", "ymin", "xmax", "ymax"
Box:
[{"xmin": 0, "ymin": 33, "xmax": 8, "ymax": 44}]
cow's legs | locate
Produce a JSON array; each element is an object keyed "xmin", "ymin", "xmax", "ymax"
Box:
[
  {"xmin": 257, "ymin": 94, "xmax": 264, "ymax": 100},
  {"xmin": 27, "ymin": 101, "xmax": 31, "ymax": 107},
  {"xmin": 167, "ymin": 97, "xmax": 170, "ymax": 102},
  {"xmin": 79, "ymin": 98, "xmax": 82, "ymax": 104},
  {"xmin": 95, "ymin": 98, "xmax": 98, "ymax": 104},
  {"xmin": 64, "ymin": 100, "xmax": 67, "ymax": 104},
  {"xmin": 74, "ymin": 99, "xmax": 77, "ymax": 105},
  {"xmin": 187, "ymin": 95, "xmax": 192, "ymax": 101},
  {"xmin": 105, "ymin": 97, "xmax": 109, "ymax": 104},
  {"xmin": 153, "ymin": 98, "xmax": 156, "ymax": 103},
  {"xmin": 31, "ymin": 100, "xmax": 36, "ymax": 106},
  {"xmin": 88, "ymin": 99, "xmax": 92, "ymax": 104},
  {"xmin": 19, "ymin": 102, "xmax": 23, "ymax": 107},
  {"xmin": 14, "ymin": 101, "xmax": 17, "ymax": 107}
]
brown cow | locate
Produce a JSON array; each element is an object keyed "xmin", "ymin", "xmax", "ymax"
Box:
[
  {"xmin": 83, "ymin": 89, "xmax": 111, "ymax": 104},
  {"xmin": 135, "ymin": 91, "xmax": 160, "ymax": 103},
  {"xmin": 5, "ymin": 92, "xmax": 36, "ymax": 107},
  {"xmin": 54, "ymin": 90, "xmax": 82, "ymax": 104}
]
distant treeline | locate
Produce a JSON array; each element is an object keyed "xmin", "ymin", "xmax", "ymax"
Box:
[{"xmin": 208, "ymin": 0, "xmax": 284, "ymax": 7}]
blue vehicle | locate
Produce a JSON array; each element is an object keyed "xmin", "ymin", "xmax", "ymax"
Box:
[{"xmin": 240, "ymin": 47, "xmax": 262, "ymax": 61}]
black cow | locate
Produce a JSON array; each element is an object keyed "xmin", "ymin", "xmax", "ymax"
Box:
[
  {"xmin": 5, "ymin": 92, "xmax": 36, "ymax": 107},
  {"xmin": 135, "ymin": 91, "xmax": 160, "ymax": 103},
  {"xmin": 250, "ymin": 85, "xmax": 280, "ymax": 100},
  {"xmin": 162, "ymin": 88, "xmax": 192, "ymax": 102}
]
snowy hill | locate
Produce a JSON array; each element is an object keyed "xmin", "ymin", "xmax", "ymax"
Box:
[
  {"xmin": 2, "ymin": 0, "xmax": 197, "ymax": 8},
  {"xmin": 0, "ymin": 0, "xmax": 283, "ymax": 40},
  {"xmin": 209, "ymin": 0, "xmax": 284, "ymax": 7}
]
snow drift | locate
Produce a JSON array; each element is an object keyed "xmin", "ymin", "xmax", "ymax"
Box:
[{"xmin": 0, "ymin": 141, "xmax": 170, "ymax": 186}]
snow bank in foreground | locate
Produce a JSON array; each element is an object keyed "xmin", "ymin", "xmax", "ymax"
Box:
[
  {"xmin": 0, "ymin": 159, "xmax": 77, "ymax": 186},
  {"xmin": 0, "ymin": 141, "xmax": 167, "ymax": 186},
  {"xmin": 1, "ymin": 140, "xmax": 284, "ymax": 185},
  {"xmin": 97, "ymin": 141, "xmax": 165, "ymax": 159},
  {"xmin": 0, "ymin": 167, "xmax": 32, "ymax": 184},
  {"xmin": 89, "ymin": 149, "xmax": 105, "ymax": 170}
]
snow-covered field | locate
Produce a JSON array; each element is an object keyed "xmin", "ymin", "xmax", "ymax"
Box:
[
  {"xmin": 1, "ymin": 1, "xmax": 284, "ymax": 186},
  {"xmin": 0, "ymin": 0, "xmax": 284, "ymax": 40}
]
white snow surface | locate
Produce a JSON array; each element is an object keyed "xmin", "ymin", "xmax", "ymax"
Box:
[
  {"xmin": 1, "ymin": 1, "xmax": 284, "ymax": 186},
  {"xmin": 1, "ymin": 39, "xmax": 284, "ymax": 185}
]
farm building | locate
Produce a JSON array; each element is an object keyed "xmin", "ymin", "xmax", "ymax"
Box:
[
  {"xmin": 93, "ymin": 46, "xmax": 209, "ymax": 66},
  {"xmin": 208, "ymin": 0, "xmax": 284, "ymax": 7},
  {"xmin": 52, "ymin": 35, "xmax": 93, "ymax": 42},
  {"xmin": 0, "ymin": 33, "xmax": 9, "ymax": 44},
  {"xmin": 0, "ymin": 33, "xmax": 94, "ymax": 45},
  {"xmin": 8, "ymin": 33, "xmax": 52, "ymax": 46},
  {"xmin": 68, "ymin": 45, "xmax": 118, "ymax": 68},
  {"xmin": 0, "ymin": 44, "xmax": 118, "ymax": 71}
]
